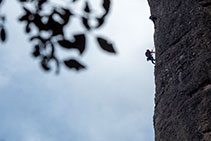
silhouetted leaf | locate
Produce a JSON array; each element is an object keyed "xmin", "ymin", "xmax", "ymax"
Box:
[
  {"xmin": 82, "ymin": 17, "xmax": 91, "ymax": 30},
  {"xmin": 0, "ymin": 0, "xmax": 3, "ymax": 5},
  {"xmin": 32, "ymin": 45, "xmax": 40, "ymax": 57},
  {"xmin": 103, "ymin": 0, "xmax": 110, "ymax": 14},
  {"xmin": 97, "ymin": 37, "xmax": 116, "ymax": 53},
  {"xmin": 38, "ymin": 0, "xmax": 48, "ymax": 8},
  {"xmin": 49, "ymin": 43, "xmax": 55, "ymax": 58},
  {"xmin": 19, "ymin": 7, "xmax": 32, "ymax": 22},
  {"xmin": 41, "ymin": 63, "xmax": 50, "ymax": 71},
  {"xmin": 30, "ymin": 35, "xmax": 46, "ymax": 43},
  {"xmin": 58, "ymin": 34, "xmax": 86, "ymax": 55},
  {"xmin": 84, "ymin": 1, "xmax": 91, "ymax": 13},
  {"xmin": 51, "ymin": 56, "xmax": 60, "ymax": 74},
  {"xmin": 26, "ymin": 24, "xmax": 31, "ymax": 33},
  {"xmin": 41, "ymin": 57, "xmax": 50, "ymax": 71},
  {"xmin": 73, "ymin": 34, "xmax": 86, "ymax": 54},
  {"xmin": 64, "ymin": 59, "xmax": 85, "ymax": 71},
  {"xmin": 96, "ymin": 17, "xmax": 105, "ymax": 28},
  {"xmin": 58, "ymin": 39, "xmax": 72, "ymax": 48},
  {"xmin": 0, "ymin": 27, "xmax": 6, "ymax": 42},
  {"xmin": 94, "ymin": 0, "xmax": 110, "ymax": 29},
  {"xmin": 19, "ymin": 15, "xmax": 28, "ymax": 22}
]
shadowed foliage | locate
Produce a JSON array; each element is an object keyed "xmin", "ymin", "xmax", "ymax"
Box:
[
  {"xmin": 0, "ymin": 0, "xmax": 6, "ymax": 42},
  {"xmin": 97, "ymin": 37, "xmax": 116, "ymax": 53},
  {"xmin": 0, "ymin": 0, "xmax": 116, "ymax": 74}
]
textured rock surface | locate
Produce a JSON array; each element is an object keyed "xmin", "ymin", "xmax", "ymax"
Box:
[{"xmin": 147, "ymin": 0, "xmax": 211, "ymax": 140}]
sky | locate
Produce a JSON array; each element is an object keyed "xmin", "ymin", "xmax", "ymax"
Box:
[{"xmin": 0, "ymin": 0, "xmax": 155, "ymax": 141}]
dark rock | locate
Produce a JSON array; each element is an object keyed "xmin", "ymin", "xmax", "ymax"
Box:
[{"xmin": 147, "ymin": 0, "xmax": 211, "ymax": 140}]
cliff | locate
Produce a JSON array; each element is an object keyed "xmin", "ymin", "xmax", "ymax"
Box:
[{"xmin": 147, "ymin": 0, "xmax": 211, "ymax": 140}]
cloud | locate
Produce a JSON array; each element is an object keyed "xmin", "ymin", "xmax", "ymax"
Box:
[{"xmin": 0, "ymin": 0, "xmax": 155, "ymax": 141}]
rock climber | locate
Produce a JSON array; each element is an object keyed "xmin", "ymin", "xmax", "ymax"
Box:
[{"xmin": 145, "ymin": 49, "xmax": 155, "ymax": 64}]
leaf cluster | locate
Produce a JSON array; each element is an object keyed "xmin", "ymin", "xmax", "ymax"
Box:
[{"xmin": 17, "ymin": 0, "xmax": 116, "ymax": 74}]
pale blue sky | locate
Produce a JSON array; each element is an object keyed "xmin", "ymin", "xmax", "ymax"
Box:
[{"xmin": 0, "ymin": 0, "xmax": 155, "ymax": 141}]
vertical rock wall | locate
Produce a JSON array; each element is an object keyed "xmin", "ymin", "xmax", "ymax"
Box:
[{"xmin": 147, "ymin": 0, "xmax": 211, "ymax": 140}]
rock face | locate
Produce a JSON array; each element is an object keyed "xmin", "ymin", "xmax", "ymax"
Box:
[{"xmin": 147, "ymin": 0, "xmax": 211, "ymax": 140}]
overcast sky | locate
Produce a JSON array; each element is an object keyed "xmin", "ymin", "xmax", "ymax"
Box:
[{"xmin": 0, "ymin": 0, "xmax": 155, "ymax": 141}]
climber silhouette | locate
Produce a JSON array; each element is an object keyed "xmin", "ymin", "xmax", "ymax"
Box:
[{"xmin": 145, "ymin": 49, "xmax": 155, "ymax": 64}]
